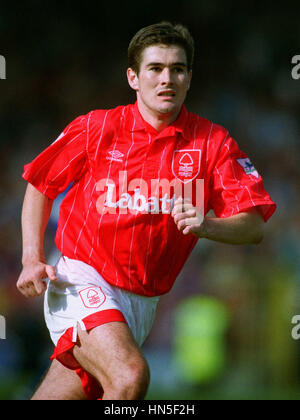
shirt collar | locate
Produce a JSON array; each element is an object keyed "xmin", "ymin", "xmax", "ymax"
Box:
[{"xmin": 125, "ymin": 101, "xmax": 190, "ymax": 141}]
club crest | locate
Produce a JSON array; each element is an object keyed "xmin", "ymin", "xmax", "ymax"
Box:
[
  {"xmin": 172, "ymin": 149, "xmax": 201, "ymax": 184},
  {"xmin": 79, "ymin": 286, "xmax": 106, "ymax": 309}
]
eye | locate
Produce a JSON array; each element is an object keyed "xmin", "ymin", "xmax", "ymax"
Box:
[
  {"xmin": 150, "ymin": 67, "xmax": 161, "ymax": 72},
  {"xmin": 173, "ymin": 67, "xmax": 185, "ymax": 73}
]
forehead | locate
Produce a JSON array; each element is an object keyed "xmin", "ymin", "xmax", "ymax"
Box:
[{"xmin": 140, "ymin": 44, "xmax": 187, "ymax": 66}]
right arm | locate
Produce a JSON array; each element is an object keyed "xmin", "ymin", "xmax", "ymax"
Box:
[
  {"xmin": 17, "ymin": 184, "xmax": 57, "ymax": 298},
  {"xmin": 18, "ymin": 114, "xmax": 88, "ymax": 297}
]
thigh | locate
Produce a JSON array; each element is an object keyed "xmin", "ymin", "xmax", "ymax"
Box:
[
  {"xmin": 73, "ymin": 321, "xmax": 149, "ymax": 390},
  {"xmin": 31, "ymin": 360, "xmax": 87, "ymax": 400}
]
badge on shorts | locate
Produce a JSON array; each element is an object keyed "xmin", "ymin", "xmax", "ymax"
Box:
[
  {"xmin": 172, "ymin": 149, "xmax": 201, "ymax": 184},
  {"xmin": 79, "ymin": 286, "xmax": 106, "ymax": 309}
]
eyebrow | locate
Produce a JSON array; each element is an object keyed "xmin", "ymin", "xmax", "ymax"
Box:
[{"xmin": 146, "ymin": 62, "xmax": 188, "ymax": 68}]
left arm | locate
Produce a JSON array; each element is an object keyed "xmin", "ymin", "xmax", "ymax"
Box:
[{"xmin": 172, "ymin": 199, "xmax": 264, "ymax": 245}]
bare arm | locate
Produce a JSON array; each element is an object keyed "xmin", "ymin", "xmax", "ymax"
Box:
[
  {"xmin": 196, "ymin": 210, "xmax": 264, "ymax": 245},
  {"xmin": 17, "ymin": 184, "xmax": 57, "ymax": 298},
  {"xmin": 172, "ymin": 198, "xmax": 264, "ymax": 245}
]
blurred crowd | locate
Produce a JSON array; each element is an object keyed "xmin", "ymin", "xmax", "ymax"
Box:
[{"xmin": 0, "ymin": 1, "xmax": 299, "ymax": 399}]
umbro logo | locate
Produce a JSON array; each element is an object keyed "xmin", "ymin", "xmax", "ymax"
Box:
[{"xmin": 106, "ymin": 150, "xmax": 124, "ymax": 163}]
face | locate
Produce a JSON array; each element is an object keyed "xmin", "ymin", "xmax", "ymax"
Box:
[{"xmin": 127, "ymin": 44, "xmax": 192, "ymax": 121}]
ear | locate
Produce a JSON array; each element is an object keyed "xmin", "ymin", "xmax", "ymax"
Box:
[{"xmin": 127, "ymin": 68, "xmax": 139, "ymax": 91}]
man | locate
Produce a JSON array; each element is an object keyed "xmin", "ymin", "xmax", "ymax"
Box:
[{"xmin": 17, "ymin": 22, "xmax": 276, "ymax": 400}]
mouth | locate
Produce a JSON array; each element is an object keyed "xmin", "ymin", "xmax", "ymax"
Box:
[{"xmin": 157, "ymin": 90, "xmax": 176, "ymax": 99}]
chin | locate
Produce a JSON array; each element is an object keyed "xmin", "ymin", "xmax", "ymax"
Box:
[{"xmin": 157, "ymin": 103, "xmax": 178, "ymax": 115}]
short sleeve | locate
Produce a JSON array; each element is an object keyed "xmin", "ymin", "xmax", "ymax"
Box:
[
  {"xmin": 209, "ymin": 136, "xmax": 276, "ymax": 222},
  {"xmin": 22, "ymin": 115, "xmax": 88, "ymax": 199}
]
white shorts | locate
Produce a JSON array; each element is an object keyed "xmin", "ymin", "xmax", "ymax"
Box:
[{"xmin": 45, "ymin": 255, "xmax": 160, "ymax": 371}]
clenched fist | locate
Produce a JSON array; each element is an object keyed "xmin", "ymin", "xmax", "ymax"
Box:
[
  {"xmin": 17, "ymin": 261, "xmax": 57, "ymax": 298},
  {"xmin": 171, "ymin": 197, "xmax": 205, "ymax": 236}
]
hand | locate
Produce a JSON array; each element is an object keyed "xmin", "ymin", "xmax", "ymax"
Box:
[
  {"xmin": 17, "ymin": 261, "xmax": 57, "ymax": 298},
  {"xmin": 171, "ymin": 197, "xmax": 205, "ymax": 236}
]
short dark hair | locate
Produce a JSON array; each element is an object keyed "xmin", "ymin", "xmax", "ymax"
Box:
[{"xmin": 128, "ymin": 21, "xmax": 195, "ymax": 74}]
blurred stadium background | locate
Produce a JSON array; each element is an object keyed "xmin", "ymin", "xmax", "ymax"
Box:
[{"xmin": 0, "ymin": 0, "xmax": 300, "ymax": 400}]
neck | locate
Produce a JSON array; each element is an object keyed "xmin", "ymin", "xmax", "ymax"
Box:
[{"xmin": 136, "ymin": 97, "xmax": 181, "ymax": 132}]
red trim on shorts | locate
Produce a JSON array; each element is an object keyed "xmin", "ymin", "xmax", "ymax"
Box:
[
  {"xmin": 50, "ymin": 309, "xmax": 127, "ymax": 399},
  {"xmin": 75, "ymin": 368, "xmax": 103, "ymax": 400},
  {"xmin": 50, "ymin": 309, "xmax": 127, "ymax": 369}
]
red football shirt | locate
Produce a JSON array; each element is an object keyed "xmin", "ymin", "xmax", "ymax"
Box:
[{"xmin": 22, "ymin": 102, "xmax": 276, "ymax": 296}]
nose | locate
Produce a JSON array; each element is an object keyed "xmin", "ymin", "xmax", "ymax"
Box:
[{"xmin": 160, "ymin": 67, "xmax": 173, "ymax": 85}]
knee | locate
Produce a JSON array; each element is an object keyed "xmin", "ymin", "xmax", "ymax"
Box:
[
  {"xmin": 107, "ymin": 358, "xmax": 150, "ymax": 400},
  {"xmin": 126, "ymin": 360, "xmax": 150, "ymax": 399}
]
